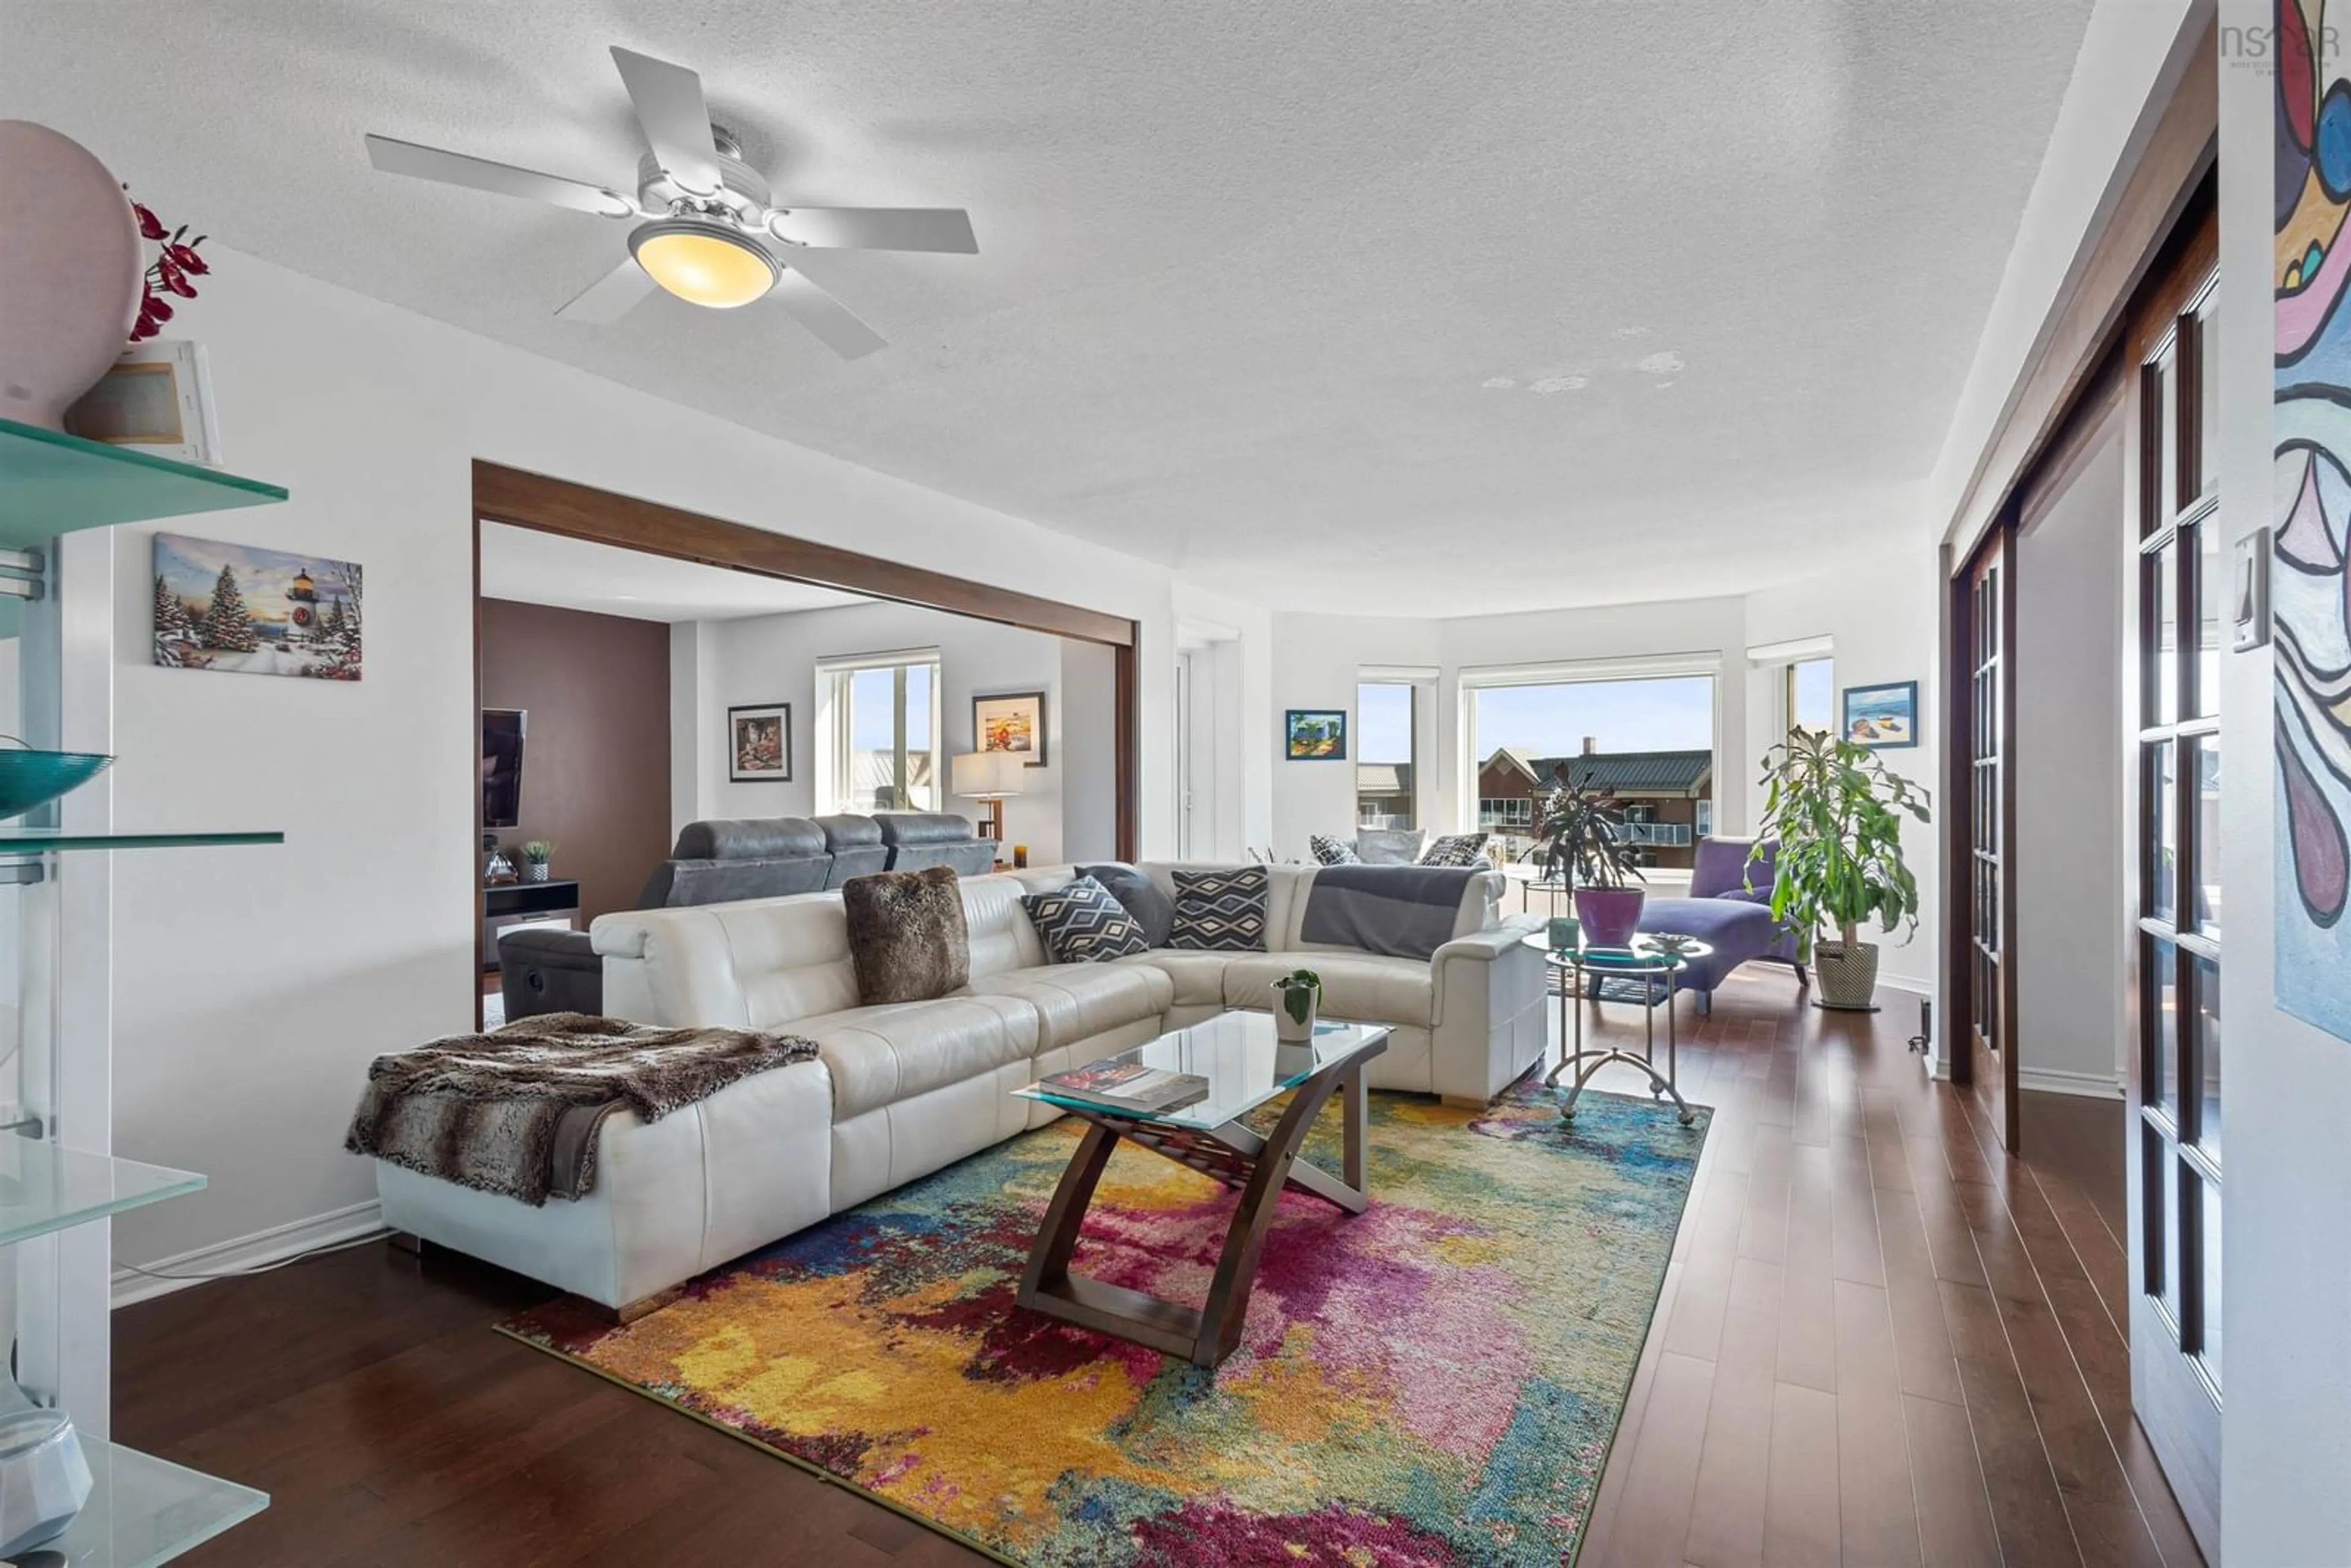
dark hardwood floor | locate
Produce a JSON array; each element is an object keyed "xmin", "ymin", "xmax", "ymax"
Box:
[
  {"xmin": 1575, "ymin": 976, "xmax": 2200, "ymax": 1567},
  {"xmin": 118, "ymin": 972, "xmax": 2196, "ymax": 1567}
]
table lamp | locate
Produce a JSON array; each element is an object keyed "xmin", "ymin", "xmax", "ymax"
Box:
[{"xmin": 952, "ymin": 751, "xmax": 1025, "ymax": 842}]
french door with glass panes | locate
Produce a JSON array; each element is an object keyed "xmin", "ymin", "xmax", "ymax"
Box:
[
  {"xmin": 2126, "ymin": 223, "xmax": 2219, "ymax": 1548},
  {"xmin": 1955, "ymin": 527, "xmax": 2016, "ymax": 1150}
]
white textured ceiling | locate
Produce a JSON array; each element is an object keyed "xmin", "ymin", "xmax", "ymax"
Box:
[
  {"xmin": 479, "ymin": 522, "xmax": 870, "ymax": 622},
  {"xmin": 1, "ymin": 1, "xmax": 2094, "ymax": 616}
]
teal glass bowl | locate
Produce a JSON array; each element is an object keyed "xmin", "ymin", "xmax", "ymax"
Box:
[{"xmin": 0, "ymin": 750, "xmax": 112, "ymax": 820}]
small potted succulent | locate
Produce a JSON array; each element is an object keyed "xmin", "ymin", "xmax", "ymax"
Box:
[
  {"xmin": 1527, "ymin": 776, "xmax": 1646, "ymax": 948},
  {"xmin": 520, "ymin": 841, "xmax": 555, "ymax": 884},
  {"xmin": 1271, "ymin": 968, "xmax": 1322, "ymax": 1041}
]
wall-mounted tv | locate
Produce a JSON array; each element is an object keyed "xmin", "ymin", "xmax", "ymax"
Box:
[{"xmin": 482, "ymin": 708, "xmax": 526, "ymax": 828}]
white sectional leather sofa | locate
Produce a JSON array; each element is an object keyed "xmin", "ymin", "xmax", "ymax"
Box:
[{"xmin": 374, "ymin": 862, "xmax": 1543, "ymax": 1314}]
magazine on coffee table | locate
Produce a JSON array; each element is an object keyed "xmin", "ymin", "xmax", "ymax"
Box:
[{"xmin": 1037, "ymin": 1057, "xmax": 1212, "ymax": 1114}]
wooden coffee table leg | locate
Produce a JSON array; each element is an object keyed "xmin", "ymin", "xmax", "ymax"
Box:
[
  {"xmin": 1018, "ymin": 1047, "xmax": 1384, "ymax": 1368},
  {"xmin": 1194, "ymin": 1071, "xmax": 1346, "ymax": 1365},
  {"xmin": 1019, "ymin": 1120, "xmax": 1118, "ymax": 1300}
]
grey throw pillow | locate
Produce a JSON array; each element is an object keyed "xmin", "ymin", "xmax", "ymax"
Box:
[
  {"xmin": 1024, "ymin": 877, "xmax": 1149, "ymax": 964},
  {"xmin": 842, "ymin": 867, "xmax": 970, "ymax": 1003},
  {"xmin": 1076, "ymin": 863, "xmax": 1176, "ymax": 947},
  {"xmin": 1355, "ymin": 827, "xmax": 1427, "ymax": 865}
]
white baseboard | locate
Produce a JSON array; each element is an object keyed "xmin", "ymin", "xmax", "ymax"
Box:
[
  {"xmin": 2016, "ymin": 1065, "xmax": 2125, "ymax": 1101},
  {"xmin": 110, "ymin": 1198, "xmax": 386, "ymax": 1308}
]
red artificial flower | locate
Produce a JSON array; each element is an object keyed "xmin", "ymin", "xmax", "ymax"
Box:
[{"xmin": 121, "ymin": 190, "xmax": 205, "ymax": 342}]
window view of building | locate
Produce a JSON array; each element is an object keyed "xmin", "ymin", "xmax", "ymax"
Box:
[
  {"xmin": 1355, "ymin": 681, "xmax": 1415, "ymax": 829},
  {"xmin": 1468, "ymin": 675, "xmax": 1714, "ymax": 868},
  {"xmin": 819, "ymin": 653, "xmax": 940, "ymax": 814}
]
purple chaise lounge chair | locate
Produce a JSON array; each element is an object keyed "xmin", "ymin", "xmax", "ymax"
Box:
[{"xmin": 1636, "ymin": 836, "xmax": 1807, "ymax": 1014}]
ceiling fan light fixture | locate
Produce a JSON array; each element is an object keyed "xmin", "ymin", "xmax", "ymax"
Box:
[{"xmin": 628, "ymin": 219, "xmax": 776, "ymax": 308}]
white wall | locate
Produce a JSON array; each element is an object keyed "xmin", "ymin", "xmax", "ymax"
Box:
[
  {"xmin": 1171, "ymin": 583, "xmax": 1276, "ymax": 861},
  {"xmin": 690, "ymin": 599, "xmax": 1090, "ymax": 862},
  {"xmin": 102, "ymin": 248, "xmax": 1183, "ymax": 1270},
  {"xmin": 2218, "ymin": 3, "xmax": 2351, "ymax": 1555},
  {"xmin": 1058, "ymin": 640, "xmax": 1119, "ymax": 863},
  {"xmin": 666, "ymin": 620, "xmax": 706, "ymax": 844},
  {"xmin": 2012, "ymin": 413, "xmax": 2127, "ymax": 1098},
  {"xmin": 1741, "ymin": 547, "xmax": 1941, "ymax": 997},
  {"xmin": 1268, "ymin": 613, "xmax": 1439, "ymax": 853}
]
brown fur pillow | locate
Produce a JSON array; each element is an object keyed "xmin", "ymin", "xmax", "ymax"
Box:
[{"xmin": 842, "ymin": 866, "xmax": 971, "ymax": 1004}]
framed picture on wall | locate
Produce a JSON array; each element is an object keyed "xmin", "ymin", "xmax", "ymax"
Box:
[
  {"xmin": 1285, "ymin": 709, "xmax": 1348, "ymax": 760},
  {"xmin": 152, "ymin": 532, "xmax": 362, "ymax": 680},
  {"xmin": 1841, "ymin": 681, "xmax": 1919, "ymax": 749},
  {"xmin": 973, "ymin": 689, "xmax": 1048, "ymax": 767},
  {"xmin": 728, "ymin": 702, "xmax": 792, "ymax": 782}
]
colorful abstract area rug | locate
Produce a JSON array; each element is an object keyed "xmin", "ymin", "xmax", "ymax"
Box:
[{"xmin": 499, "ymin": 1082, "xmax": 1709, "ymax": 1567}]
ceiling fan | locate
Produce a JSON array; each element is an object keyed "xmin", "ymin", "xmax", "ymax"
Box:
[{"xmin": 363, "ymin": 45, "xmax": 975, "ymax": 359}]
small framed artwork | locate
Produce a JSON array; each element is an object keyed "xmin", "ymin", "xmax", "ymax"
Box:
[
  {"xmin": 728, "ymin": 703, "xmax": 792, "ymax": 782},
  {"xmin": 66, "ymin": 339, "xmax": 222, "ymax": 465},
  {"xmin": 973, "ymin": 689, "xmax": 1048, "ymax": 767},
  {"xmin": 1285, "ymin": 709, "xmax": 1348, "ymax": 760},
  {"xmin": 1842, "ymin": 681, "xmax": 1919, "ymax": 749}
]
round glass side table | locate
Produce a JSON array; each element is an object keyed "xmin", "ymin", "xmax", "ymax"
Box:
[{"xmin": 1518, "ymin": 932, "xmax": 1712, "ymax": 1125}]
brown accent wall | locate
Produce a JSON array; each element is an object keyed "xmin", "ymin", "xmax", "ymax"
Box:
[{"xmin": 479, "ymin": 598, "xmax": 672, "ymax": 926}]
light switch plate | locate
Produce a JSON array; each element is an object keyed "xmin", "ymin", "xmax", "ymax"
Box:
[{"xmin": 2233, "ymin": 527, "xmax": 2272, "ymax": 653}]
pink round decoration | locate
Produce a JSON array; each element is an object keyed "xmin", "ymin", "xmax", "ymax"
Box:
[{"xmin": 0, "ymin": 121, "xmax": 142, "ymax": 429}]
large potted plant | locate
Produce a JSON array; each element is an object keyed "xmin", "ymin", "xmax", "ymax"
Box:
[
  {"xmin": 1528, "ymin": 777, "xmax": 1646, "ymax": 947},
  {"xmin": 1750, "ymin": 727, "xmax": 1930, "ymax": 1010}
]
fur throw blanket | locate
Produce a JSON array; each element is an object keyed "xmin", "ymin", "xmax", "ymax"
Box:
[{"xmin": 345, "ymin": 1012, "xmax": 817, "ymax": 1207}]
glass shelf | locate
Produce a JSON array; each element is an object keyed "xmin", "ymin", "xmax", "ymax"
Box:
[
  {"xmin": 0, "ymin": 420, "xmax": 287, "ymax": 546},
  {"xmin": 0, "ymin": 830, "xmax": 283, "ymax": 857},
  {"xmin": 0, "ymin": 1144, "xmax": 204, "ymax": 1248},
  {"xmin": 47, "ymin": 1439, "xmax": 269, "ymax": 1566}
]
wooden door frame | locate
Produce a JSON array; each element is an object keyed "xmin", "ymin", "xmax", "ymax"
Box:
[
  {"xmin": 1944, "ymin": 519, "xmax": 2020, "ymax": 1150},
  {"xmin": 468, "ymin": 460, "xmax": 1144, "ymax": 986},
  {"xmin": 2117, "ymin": 195, "xmax": 2222, "ymax": 1559},
  {"xmin": 1939, "ymin": 146, "xmax": 2218, "ymax": 1150}
]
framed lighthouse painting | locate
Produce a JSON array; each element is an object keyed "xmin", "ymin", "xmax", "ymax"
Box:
[{"xmin": 152, "ymin": 533, "xmax": 362, "ymax": 681}]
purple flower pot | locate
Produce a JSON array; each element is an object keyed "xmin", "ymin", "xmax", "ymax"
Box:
[{"xmin": 1574, "ymin": 886, "xmax": 1646, "ymax": 948}]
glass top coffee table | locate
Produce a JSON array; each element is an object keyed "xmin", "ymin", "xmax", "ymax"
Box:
[
  {"xmin": 1012, "ymin": 1011, "xmax": 1389, "ymax": 1367},
  {"xmin": 1520, "ymin": 932, "xmax": 1710, "ymax": 1125}
]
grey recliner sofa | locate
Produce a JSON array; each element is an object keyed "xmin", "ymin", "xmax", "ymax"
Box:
[
  {"xmin": 814, "ymin": 814, "xmax": 891, "ymax": 888},
  {"xmin": 877, "ymin": 812, "xmax": 1000, "ymax": 876},
  {"xmin": 636, "ymin": 817, "xmax": 831, "ymax": 907},
  {"xmin": 497, "ymin": 811, "xmax": 997, "ymax": 1022}
]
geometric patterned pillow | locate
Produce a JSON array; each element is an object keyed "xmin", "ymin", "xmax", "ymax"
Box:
[
  {"xmin": 1022, "ymin": 876, "xmax": 1148, "ymax": 964},
  {"xmin": 1308, "ymin": 833, "xmax": 1361, "ymax": 866},
  {"xmin": 1167, "ymin": 865, "xmax": 1269, "ymax": 951},
  {"xmin": 1419, "ymin": 831, "xmax": 1490, "ymax": 868}
]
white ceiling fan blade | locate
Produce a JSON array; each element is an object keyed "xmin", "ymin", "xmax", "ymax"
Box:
[
  {"xmin": 364, "ymin": 134, "xmax": 631, "ymax": 217},
  {"xmin": 767, "ymin": 263, "xmax": 887, "ymax": 359},
  {"xmin": 609, "ymin": 46, "xmax": 723, "ymax": 196},
  {"xmin": 767, "ymin": 207, "xmax": 977, "ymax": 254},
  {"xmin": 556, "ymin": 256, "xmax": 658, "ymax": 323}
]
